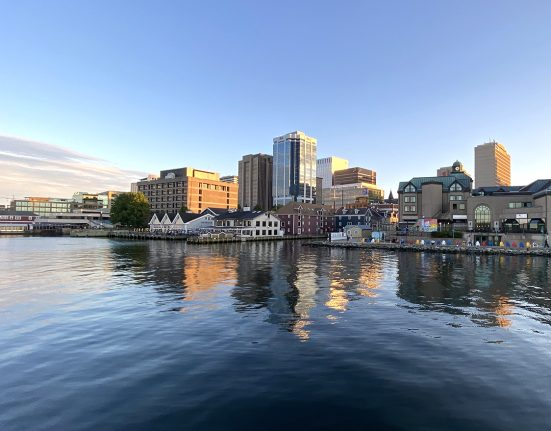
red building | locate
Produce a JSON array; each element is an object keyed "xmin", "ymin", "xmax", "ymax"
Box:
[{"xmin": 276, "ymin": 203, "xmax": 335, "ymax": 236}]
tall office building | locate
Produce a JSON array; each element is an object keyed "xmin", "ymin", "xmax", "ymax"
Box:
[
  {"xmin": 333, "ymin": 167, "xmax": 377, "ymax": 186},
  {"xmin": 273, "ymin": 131, "xmax": 317, "ymax": 206},
  {"xmin": 474, "ymin": 141, "xmax": 511, "ymax": 188},
  {"xmin": 238, "ymin": 154, "xmax": 273, "ymax": 210},
  {"xmin": 316, "ymin": 156, "xmax": 349, "ymax": 189}
]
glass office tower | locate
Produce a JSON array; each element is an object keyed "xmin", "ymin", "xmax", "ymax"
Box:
[{"xmin": 273, "ymin": 131, "xmax": 317, "ymax": 206}]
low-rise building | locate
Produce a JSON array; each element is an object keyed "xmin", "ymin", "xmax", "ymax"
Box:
[
  {"xmin": 12, "ymin": 197, "xmax": 75, "ymax": 216},
  {"xmin": 148, "ymin": 212, "xmax": 215, "ymax": 233},
  {"xmin": 214, "ymin": 211, "xmax": 283, "ymax": 238},
  {"xmin": 398, "ymin": 161, "xmax": 473, "ymax": 230},
  {"xmin": 0, "ymin": 211, "xmax": 38, "ymax": 233},
  {"xmin": 335, "ymin": 207, "xmax": 386, "ymax": 231},
  {"xmin": 276, "ymin": 202, "xmax": 335, "ymax": 236},
  {"xmin": 322, "ymin": 182, "xmax": 384, "ymax": 207}
]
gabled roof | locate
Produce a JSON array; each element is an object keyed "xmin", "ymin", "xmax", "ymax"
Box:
[
  {"xmin": 335, "ymin": 207, "xmax": 370, "ymax": 216},
  {"xmin": 398, "ymin": 173, "xmax": 472, "ymax": 193},
  {"xmin": 201, "ymin": 207, "xmax": 230, "ymax": 216},
  {"xmin": 276, "ymin": 202, "xmax": 335, "ymax": 216},
  {"xmin": 215, "ymin": 210, "xmax": 266, "ymax": 220}
]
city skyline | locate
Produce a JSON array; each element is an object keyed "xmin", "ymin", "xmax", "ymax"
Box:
[{"xmin": 2, "ymin": 1, "xmax": 551, "ymax": 201}]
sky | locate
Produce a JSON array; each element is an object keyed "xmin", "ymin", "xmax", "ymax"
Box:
[{"xmin": 1, "ymin": 0, "xmax": 551, "ymax": 204}]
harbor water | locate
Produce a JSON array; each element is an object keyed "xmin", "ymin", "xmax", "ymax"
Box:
[{"xmin": 1, "ymin": 237, "xmax": 550, "ymax": 430}]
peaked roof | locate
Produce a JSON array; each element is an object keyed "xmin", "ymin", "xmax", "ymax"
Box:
[
  {"xmin": 398, "ymin": 172, "xmax": 472, "ymax": 193},
  {"xmin": 215, "ymin": 210, "xmax": 266, "ymax": 220},
  {"xmin": 150, "ymin": 211, "xmax": 205, "ymax": 223},
  {"xmin": 276, "ymin": 202, "xmax": 335, "ymax": 215},
  {"xmin": 201, "ymin": 208, "xmax": 229, "ymax": 216},
  {"xmin": 335, "ymin": 207, "xmax": 370, "ymax": 216}
]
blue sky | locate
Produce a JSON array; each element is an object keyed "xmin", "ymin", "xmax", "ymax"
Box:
[{"xmin": 1, "ymin": 0, "xmax": 551, "ymax": 200}]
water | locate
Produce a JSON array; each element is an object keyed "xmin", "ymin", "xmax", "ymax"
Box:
[{"xmin": 1, "ymin": 237, "xmax": 551, "ymax": 430}]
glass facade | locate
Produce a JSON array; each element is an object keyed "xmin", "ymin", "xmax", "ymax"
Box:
[{"xmin": 273, "ymin": 131, "xmax": 317, "ymax": 206}]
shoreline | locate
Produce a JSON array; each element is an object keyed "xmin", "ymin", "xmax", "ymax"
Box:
[{"xmin": 305, "ymin": 240, "xmax": 551, "ymax": 257}]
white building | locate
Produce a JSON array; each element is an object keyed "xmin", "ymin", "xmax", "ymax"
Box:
[
  {"xmin": 214, "ymin": 211, "xmax": 283, "ymax": 238},
  {"xmin": 317, "ymin": 156, "xmax": 349, "ymax": 189},
  {"xmin": 148, "ymin": 212, "xmax": 215, "ymax": 233}
]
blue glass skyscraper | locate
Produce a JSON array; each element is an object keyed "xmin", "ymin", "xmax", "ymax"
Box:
[{"xmin": 273, "ymin": 131, "xmax": 317, "ymax": 206}]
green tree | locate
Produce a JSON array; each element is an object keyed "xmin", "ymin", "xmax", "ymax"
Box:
[
  {"xmin": 110, "ymin": 192, "xmax": 150, "ymax": 228},
  {"xmin": 253, "ymin": 204, "xmax": 263, "ymax": 211},
  {"xmin": 180, "ymin": 205, "xmax": 190, "ymax": 213}
]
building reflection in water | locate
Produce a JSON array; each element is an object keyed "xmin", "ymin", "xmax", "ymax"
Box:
[{"xmin": 397, "ymin": 252, "xmax": 551, "ymax": 328}]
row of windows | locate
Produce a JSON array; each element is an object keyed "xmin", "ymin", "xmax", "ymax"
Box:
[
  {"xmin": 404, "ymin": 196, "xmax": 416, "ymax": 203},
  {"xmin": 404, "ymin": 205, "xmax": 416, "ymax": 212},
  {"xmin": 508, "ymin": 202, "xmax": 533, "ymax": 208},
  {"xmin": 449, "ymin": 195, "xmax": 464, "ymax": 201}
]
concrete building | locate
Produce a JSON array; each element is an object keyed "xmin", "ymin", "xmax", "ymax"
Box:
[
  {"xmin": 333, "ymin": 167, "xmax": 376, "ymax": 186},
  {"xmin": 466, "ymin": 180, "xmax": 551, "ymax": 244},
  {"xmin": 475, "ymin": 141, "xmax": 511, "ymax": 188},
  {"xmin": 238, "ymin": 154, "xmax": 273, "ymax": 211},
  {"xmin": 398, "ymin": 161, "xmax": 473, "ymax": 229},
  {"xmin": 322, "ymin": 183, "xmax": 384, "ymax": 208},
  {"xmin": 11, "ymin": 197, "xmax": 75, "ymax": 216},
  {"xmin": 137, "ymin": 167, "xmax": 238, "ymax": 214},
  {"xmin": 220, "ymin": 175, "xmax": 239, "ymax": 184},
  {"xmin": 317, "ymin": 156, "xmax": 349, "ymax": 189},
  {"xmin": 276, "ymin": 202, "xmax": 335, "ymax": 236},
  {"xmin": 98, "ymin": 191, "xmax": 124, "ymax": 209},
  {"xmin": 273, "ymin": 131, "xmax": 317, "ymax": 206}
]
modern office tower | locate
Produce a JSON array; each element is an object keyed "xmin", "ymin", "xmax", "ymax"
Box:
[
  {"xmin": 238, "ymin": 154, "xmax": 273, "ymax": 210},
  {"xmin": 322, "ymin": 182, "xmax": 384, "ymax": 207},
  {"xmin": 137, "ymin": 167, "xmax": 238, "ymax": 214},
  {"xmin": 316, "ymin": 156, "xmax": 349, "ymax": 189},
  {"xmin": 474, "ymin": 141, "xmax": 511, "ymax": 188},
  {"xmin": 272, "ymin": 131, "xmax": 317, "ymax": 206},
  {"xmin": 333, "ymin": 167, "xmax": 377, "ymax": 186},
  {"xmin": 220, "ymin": 175, "xmax": 239, "ymax": 184}
]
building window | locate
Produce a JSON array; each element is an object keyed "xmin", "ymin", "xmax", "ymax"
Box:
[
  {"xmin": 404, "ymin": 196, "xmax": 416, "ymax": 203},
  {"xmin": 459, "ymin": 204, "xmax": 466, "ymax": 210},
  {"xmin": 404, "ymin": 184, "xmax": 416, "ymax": 193},
  {"xmin": 450, "ymin": 183, "xmax": 462, "ymax": 192},
  {"xmin": 474, "ymin": 205, "xmax": 491, "ymax": 231}
]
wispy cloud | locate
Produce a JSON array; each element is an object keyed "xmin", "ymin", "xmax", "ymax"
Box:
[{"xmin": 0, "ymin": 135, "xmax": 148, "ymax": 201}]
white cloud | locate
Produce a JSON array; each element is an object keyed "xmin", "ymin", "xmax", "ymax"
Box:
[{"xmin": 0, "ymin": 135, "xmax": 148, "ymax": 202}]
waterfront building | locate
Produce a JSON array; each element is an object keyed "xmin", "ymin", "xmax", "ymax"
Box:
[
  {"xmin": 72, "ymin": 192, "xmax": 103, "ymax": 210},
  {"xmin": 34, "ymin": 210, "xmax": 111, "ymax": 230},
  {"xmin": 220, "ymin": 175, "xmax": 239, "ymax": 184},
  {"xmin": 148, "ymin": 212, "xmax": 215, "ymax": 233},
  {"xmin": 335, "ymin": 207, "xmax": 385, "ymax": 231},
  {"xmin": 238, "ymin": 153, "xmax": 273, "ymax": 211},
  {"xmin": 397, "ymin": 160, "xmax": 473, "ymax": 229},
  {"xmin": 137, "ymin": 167, "xmax": 238, "ymax": 214},
  {"xmin": 322, "ymin": 183, "xmax": 384, "ymax": 208},
  {"xmin": 273, "ymin": 131, "xmax": 317, "ymax": 206},
  {"xmin": 333, "ymin": 167, "xmax": 376, "ymax": 186},
  {"xmin": 317, "ymin": 156, "xmax": 349, "ymax": 189},
  {"xmin": 276, "ymin": 202, "xmax": 335, "ymax": 236},
  {"xmin": 466, "ymin": 179, "xmax": 551, "ymax": 244},
  {"xmin": 475, "ymin": 141, "xmax": 511, "ymax": 188},
  {"xmin": 214, "ymin": 211, "xmax": 283, "ymax": 238},
  {"xmin": 98, "ymin": 191, "xmax": 124, "ymax": 209},
  {"xmin": 11, "ymin": 197, "xmax": 75, "ymax": 216},
  {"xmin": 0, "ymin": 210, "xmax": 38, "ymax": 233}
]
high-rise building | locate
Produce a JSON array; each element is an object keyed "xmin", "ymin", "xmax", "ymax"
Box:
[
  {"xmin": 272, "ymin": 131, "xmax": 317, "ymax": 206},
  {"xmin": 333, "ymin": 167, "xmax": 377, "ymax": 186},
  {"xmin": 316, "ymin": 156, "xmax": 349, "ymax": 189},
  {"xmin": 220, "ymin": 175, "xmax": 239, "ymax": 184},
  {"xmin": 238, "ymin": 154, "xmax": 273, "ymax": 210},
  {"xmin": 474, "ymin": 141, "xmax": 511, "ymax": 188},
  {"xmin": 137, "ymin": 167, "xmax": 238, "ymax": 214}
]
